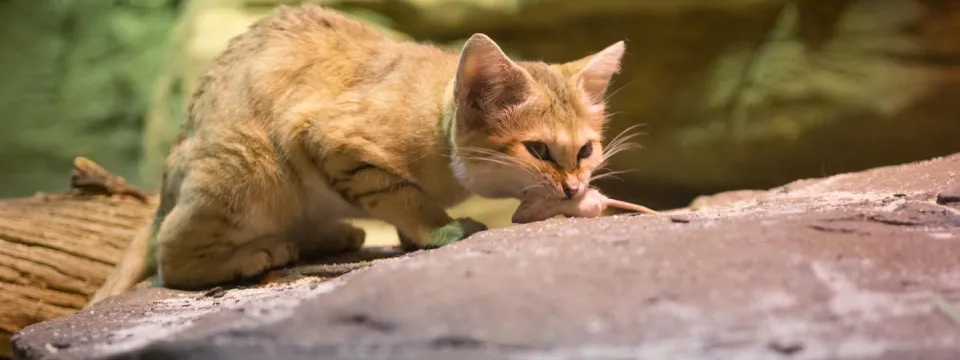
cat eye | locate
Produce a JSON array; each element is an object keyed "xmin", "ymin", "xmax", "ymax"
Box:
[
  {"xmin": 523, "ymin": 141, "xmax": 552, "ymax": 162},
  {"xmin": 577, "ymin": 142, "xmax": 593, "ymax": 159}
]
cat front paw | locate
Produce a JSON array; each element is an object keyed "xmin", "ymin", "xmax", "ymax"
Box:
[
  {"xmin": 456, "ymin": 217, "xmax": 488, "ymax": 237},
  {"xmin": 423, "ymin": 218, "xmax": 488, "ymax": 249}
]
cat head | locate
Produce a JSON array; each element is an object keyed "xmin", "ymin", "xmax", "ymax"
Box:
[{"xmin": 449, "ymin": 33, "xmax": 626, "ymax": 201}]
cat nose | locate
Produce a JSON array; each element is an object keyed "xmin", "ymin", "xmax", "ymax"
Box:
[{"xmin": 561, "ymin": 181, "xmax": 580, "ymax": 199}]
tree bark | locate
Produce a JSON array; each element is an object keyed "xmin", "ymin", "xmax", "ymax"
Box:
[{"xmin": 0, "ymin": 157, "xmax": 155, "ymax": 358}]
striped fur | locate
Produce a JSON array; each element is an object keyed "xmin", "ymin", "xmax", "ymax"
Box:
[{"xmin": 88, "ymin": 4, "xmax": 626, "ymax": 305}]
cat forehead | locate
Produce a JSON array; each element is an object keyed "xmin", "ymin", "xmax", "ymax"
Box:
[
  {"xmin": 512, "ymin": 62, "xmax": 600, "ymax": 127},
  {"xmin": 520, "ymin": 62, "xmax": 579, "ymax": 103},
  {"xmin": 517, "ymin": 125, "xmax": 601, "ymax": 146}
]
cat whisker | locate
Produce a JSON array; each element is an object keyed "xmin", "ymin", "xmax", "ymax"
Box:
[
  {"xmin": 603, "ymin": 110, "xmax": 626, "ymax": 121},
  {"xmin": 456, "ymin": 154, "xmax": 515, "ymax": 168},
  {"xmin": 604, "ymin": 80, "xmax": 633, "ymax": 103},
  {"xmin": 597, "ymin": 124, "xmax": 647, "ymax": 168},
  {"xmin": 604, "ymin": 124, "xmax": 646, "ymax": 150},
  {"xmin": 592, "ymin": 167, "xmax": 634, "ymax": 177},
  {"xmin": 521, "ymin": 179, "xmax": 553, "ymax": 194},
  {"xmin": 602, "ymin": 143, "xmax": 641, "ymax": 163},
  {"xmin": 449, "ymin": 150, "xmax": 523, "ymax": 170},
  {"xmin": 457, "ymin": 147, "xmax": 543, "ymax": 179},
  {"xmin": 590, "ymin": 169, "xmax": 634, "ymax": 183},
  {"xmin": 603, "ymin": 125, "xmax": 643, "ymax": 151},
  {"xmin": 453, "ymin": 152, "xmax": 553, "ymax": 196}
]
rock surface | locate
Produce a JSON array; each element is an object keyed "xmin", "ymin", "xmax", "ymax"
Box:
[{"xmin": 12, "ymin": 153, "xmax": 960, "ymax": 359}]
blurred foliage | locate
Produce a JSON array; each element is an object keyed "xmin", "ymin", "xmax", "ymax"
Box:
[
  {"xmin": 0, "ymin": 0, "xmax": 180, "ymax": 198},
  {"xmin": 698, "ymin": 0, "xmax": 927, "ymax": 144}
]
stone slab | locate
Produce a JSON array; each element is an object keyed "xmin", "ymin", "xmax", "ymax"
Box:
[{"xmin": 12, "ymin": 153, "xmax": 960, "ymax": 360}]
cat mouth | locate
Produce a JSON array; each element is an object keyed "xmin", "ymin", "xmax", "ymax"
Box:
[{"xmin": 520, "ymin": 185, "xmax": 565, "ymax": 201}]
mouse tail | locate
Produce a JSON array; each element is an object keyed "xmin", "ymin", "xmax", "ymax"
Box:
[{"xmin": 606, "ymin": 199, "xmax": 660, "ymax": 215}]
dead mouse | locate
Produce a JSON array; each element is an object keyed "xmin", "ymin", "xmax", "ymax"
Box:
[{"xmin": 513, "ymin": 187, "xmax": 659, "ymax": 224}]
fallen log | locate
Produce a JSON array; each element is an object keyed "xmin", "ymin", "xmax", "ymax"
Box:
[{"xmin": 0, "ymin": 157, "xmax": 156, "ymax": 358}]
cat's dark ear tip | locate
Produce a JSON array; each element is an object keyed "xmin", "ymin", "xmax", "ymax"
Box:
[
  {"xmin": 467, "ymin": 33, "xmax": 494, "ymax": 42},
  {"xmin": 600, "ymin": 41, "xmax": 627, "ymax": 61},
  {"xmin": 460, "ymin": 33, "xmax": 506, "ymax": 59},
  {"xmin": 464, "ymin": 33, "xmax": 499, "ymax": 49}
]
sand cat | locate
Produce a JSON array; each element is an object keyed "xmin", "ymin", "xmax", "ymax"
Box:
[{"xmin": 88, "ymin": 4, "xmax": 627, "ymax": 305}]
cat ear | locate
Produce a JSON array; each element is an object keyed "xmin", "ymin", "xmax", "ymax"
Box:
[
  {"xmin": 454, "ymin": 34, "xmax": 529, "ymax": 129},
  {"xmin": 564, "ymin": 41, "xmax": 626, "ymax": 104}
]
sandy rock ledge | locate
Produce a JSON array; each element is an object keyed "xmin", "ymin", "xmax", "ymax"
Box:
[{"xmin": 11, "ymin": 153, "xmax": 960, "ymax": 360}]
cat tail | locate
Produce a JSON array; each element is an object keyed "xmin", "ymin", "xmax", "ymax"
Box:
[{"xmin": 85, "ymin": 220, "xmax": 158, "ymax": 308}]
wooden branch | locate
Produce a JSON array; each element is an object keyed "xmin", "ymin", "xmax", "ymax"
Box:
[
  {"xmin": 0, "ymin": 158, "xmax": 157, "ymax": 358},
  {"xmin": 69, "ymin": 156, "xmax": 149, "ymax": 203}
]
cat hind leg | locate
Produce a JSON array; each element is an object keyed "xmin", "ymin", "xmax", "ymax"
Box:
[{"xmin": 155, "ymin": 203, "xmax": 299, "ymax": 289}]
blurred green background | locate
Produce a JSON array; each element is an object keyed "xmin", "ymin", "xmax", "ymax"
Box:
[{"xmin": 1, "ymin": 0, "xmax": 959, "ymax": 210}]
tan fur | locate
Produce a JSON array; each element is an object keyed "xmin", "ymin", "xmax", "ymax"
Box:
[{"xmin": 87, "ymin": 4, "xmax": 626, "ymax": 306}]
